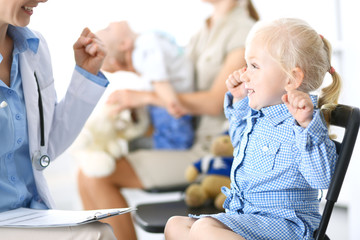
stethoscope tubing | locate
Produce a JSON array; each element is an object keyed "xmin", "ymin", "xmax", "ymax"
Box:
[
  {"xmin": 34, "ymin": 72, "xmax": 45, "ymax": 147},
  {"xmin": 33, "ymin": 72, "xmax": 50, "ymax": 170}
]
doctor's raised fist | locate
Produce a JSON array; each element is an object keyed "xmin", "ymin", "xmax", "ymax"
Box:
[{"xmin": 73, "ymin": 27, "xmax": 107, "ymax": 75}]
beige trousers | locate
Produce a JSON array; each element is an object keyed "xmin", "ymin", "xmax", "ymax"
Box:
[
  {"xmin": 0, "ymin": 221, "xmax": 116, "ymax": 240},
  {"xmin": 127, "ymin": 144, "xmax": 207, "ymax": 189}
]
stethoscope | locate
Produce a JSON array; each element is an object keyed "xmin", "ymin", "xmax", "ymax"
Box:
[{"xmin": 32, "ymin": 72, "xmax": 50, "ymax": 170}]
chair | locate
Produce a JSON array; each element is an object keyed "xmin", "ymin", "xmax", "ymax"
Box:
[
  {"xmin": 133, "ymin": 104, "xmax": 360, "ymax": 238},
  {"xmin": 314, "ymin": 104, "xmax": 360, "ymax": 240},
  {"xmin": 133, "ymin": 184, "xmax": 222, "ymax": 233}
]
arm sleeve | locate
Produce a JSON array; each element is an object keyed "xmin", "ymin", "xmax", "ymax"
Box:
[
  {"xmin": 294, "ymin": 110, "xmax": 338, "ymax": 189},
  {"xmin": 47, "ymin": 69, "xmax": 107, "ymax": 160},
  {"xmin": 224, "ymin": 92, "xmax": 250, "ymax": 149},
  {"xmin": 75, "ymin": 65, "xmax": 109, "ymax": 87}
]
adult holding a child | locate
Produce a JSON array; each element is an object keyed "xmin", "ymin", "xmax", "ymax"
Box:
[
  {"xmin": 77, "ymin": 0, "xmax": 259, "ymax": 239},
  {"xmin": 96, "ymin": 20, "xmax": 195, "ymax": 150}
]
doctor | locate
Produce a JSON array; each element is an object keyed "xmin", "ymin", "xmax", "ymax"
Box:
[{"xmin": 0, "ymin": 0, "xmax": 116, "ymax": 239}]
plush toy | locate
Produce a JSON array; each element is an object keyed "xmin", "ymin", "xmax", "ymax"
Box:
[
  {"xmin": 184, "ymin": 134, "xmax": 234, "ymax": 210},
  {"xmin": 70, "ymin": 104, "xmax": 149, "ymax": 178}
]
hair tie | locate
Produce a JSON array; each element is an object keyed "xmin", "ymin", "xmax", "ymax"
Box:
[
  {"xmin": 329, "ymin": 66, "xmax": 336, "ymax": 75},
  {"xmin": 319, "ymin": 34, "xmax": 324, "ymax": 40}
]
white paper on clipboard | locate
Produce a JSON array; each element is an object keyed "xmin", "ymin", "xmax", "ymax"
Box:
[{"xmin": 0, "ymin": 207, "xmax": 135, "ymax": 228}]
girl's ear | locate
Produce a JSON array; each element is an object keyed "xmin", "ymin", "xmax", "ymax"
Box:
[{"xmin": 286, "ymin": 67, "xmax": 304, "ymax": 90}]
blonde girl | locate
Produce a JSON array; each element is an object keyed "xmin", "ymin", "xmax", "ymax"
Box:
[{"xmin": 165, "ymin": 18, "xmax": 341, "ymax": 240}]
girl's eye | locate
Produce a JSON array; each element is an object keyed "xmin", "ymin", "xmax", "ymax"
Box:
[{"xmin": 245, "ymin": 62, "xmax": 258, "ymax": 70}]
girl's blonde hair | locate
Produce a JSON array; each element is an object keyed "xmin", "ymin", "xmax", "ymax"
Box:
[{"xmin": 246, "ymin": 18, "xmax": 341, "ymax": 126}]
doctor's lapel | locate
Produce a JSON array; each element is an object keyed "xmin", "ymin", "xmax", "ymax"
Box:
[
  {"xmin": 20, "ymin": 49, "xmax": 40, "ymax": 160},
  {"xmin": 19, "ymin": 49, "xmax": 55, "ymax": 208}
]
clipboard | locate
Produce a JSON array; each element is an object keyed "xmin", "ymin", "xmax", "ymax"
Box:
[{"xmin": 0, "ymin": 207, "xmax": 135, "ymax": 228}]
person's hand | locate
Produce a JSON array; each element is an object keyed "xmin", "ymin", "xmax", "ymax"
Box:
[
  {"xmin": 225, "ymin": 67, "xmax": 247, "ymax": 102},
  {"xmin": 282, "ymin": 89, "xmax": 314, "ymax": 128},
  {"xmin": 107, "ymin": 89, "xmax": 145, "ymax": 114},
  {"xmin": 167, "ymin": 101, "xmax": 188, "ymax": 119},
  {"xmin": 73, "ymin": 28, "xmax": 106, "ymax": 75}
]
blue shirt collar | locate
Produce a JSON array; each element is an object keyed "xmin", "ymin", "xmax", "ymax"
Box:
[
  {"xmin": 252, "ymin": 95, "xmax": 318, "ymax": 126},
  {"xmin": 6, "ymin": 25, "xmax": 39, "ymax": 55}
]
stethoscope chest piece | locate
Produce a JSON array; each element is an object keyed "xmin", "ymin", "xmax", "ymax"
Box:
[{"xmin": 32, "ymin": 150, "xmax": 50, "ymax": 171}]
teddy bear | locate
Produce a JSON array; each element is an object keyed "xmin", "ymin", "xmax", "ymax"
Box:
[
  {"xmin": 70, "ymin": 103, "xmax": 150, "ymax": 178},
  {"xmin": 184, "ymin": 134, "xmax": 234, "ymax": 210}
]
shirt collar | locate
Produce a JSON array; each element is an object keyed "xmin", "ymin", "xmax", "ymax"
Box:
[
  {"xmin": 7, "ymin": 25, "xmax": 39, "ymax": 55},
  {"xmin": 255, "ymin": 95, "xmax": 318, "ymax": 126}
]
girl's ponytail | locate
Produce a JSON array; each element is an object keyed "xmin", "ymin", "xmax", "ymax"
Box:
[
  {"xmin": 318, "ymin": 37, "xmax": 342, "ymax": 126},
  {"xmin": 319, "ymin": 71, "xmax": 342, "ymax": 126}
]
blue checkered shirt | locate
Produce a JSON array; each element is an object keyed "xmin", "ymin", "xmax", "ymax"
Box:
[{"xmin": 215, "ymin": 92, "xmax": 338, "ymax": 239}]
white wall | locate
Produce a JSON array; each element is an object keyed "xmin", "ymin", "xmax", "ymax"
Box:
[{"xmin": 339, "ymin": 1, "xmax": 360, "ymax": 239}]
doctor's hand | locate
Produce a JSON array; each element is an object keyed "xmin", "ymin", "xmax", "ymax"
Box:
[{"xmin": 73, "ymin": 28, "xmax": 107, "ymax": 75}]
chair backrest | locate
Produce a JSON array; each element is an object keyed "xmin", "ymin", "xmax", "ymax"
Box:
[{"xmin": 314, "ymin": 104, "xmax": 360, "ymax": 240}]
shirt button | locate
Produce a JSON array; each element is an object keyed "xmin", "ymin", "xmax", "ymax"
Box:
[
  {"xmin": 7, "ymin": 89, "xmax": 13, "ymax": 95},
  {"xmin": 17, "ymin": 138, "xmax": 23, "ymax": 144},
  {"xmin": 10, "ymin": 176, "xmax": 16, "ymax": 182},
  {"xmin": 262, "ymin": 146, "xmax": 269, "ymax": 152},
  {"xmin": 15, "ymin": 114, "xmax": 21, "ymax": 120}
]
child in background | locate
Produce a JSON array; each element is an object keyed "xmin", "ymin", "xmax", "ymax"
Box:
[
  {"xmin": 97, "ymin": 21, "xmax": 194, "ymax": 150},
  {"xmin": 165, "ymin": 18, "xmax": 341, "ymax": 240}
]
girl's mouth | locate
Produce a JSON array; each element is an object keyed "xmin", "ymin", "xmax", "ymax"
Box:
[{"xmin": 247, "ymin": 89, "xmax": 254, "ymax": 96}]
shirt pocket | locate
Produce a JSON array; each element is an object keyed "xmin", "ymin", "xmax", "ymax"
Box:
[{"xmin": 249, "ymin": 136, "xmax": 280, "ymax": 173}]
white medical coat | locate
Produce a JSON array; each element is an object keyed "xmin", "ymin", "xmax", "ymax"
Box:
[{"xmin": 20, "ymin": 31, "xmax": 106, "ymax": 208}]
